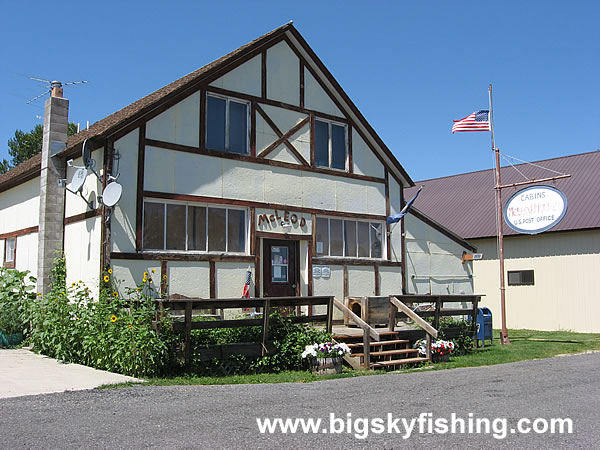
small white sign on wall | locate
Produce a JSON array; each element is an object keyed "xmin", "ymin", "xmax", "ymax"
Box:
[
  {"xmin": 312, "ymin": 266, "xmax": 322, "ymax": 278},
  {"xmin": 321, "ymin": 266, "xmax": 331, "ymax": 279}
]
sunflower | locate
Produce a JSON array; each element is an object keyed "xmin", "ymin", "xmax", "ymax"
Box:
[
  {"xmin": 148, "ymin": 277, "xmax": 153, "ymax": 284},
  {"xmin": 107, "ymin": 268, "xmax": 113, "ymax": 274},
  {"xmin": 113, "ymin": 291, "xmax": 118, "ymax": 298},
  {"xmin": 37, "ymin": 292, "xmax": 42, "ymax": 297},
  {"xmin": 110, "ymin": 315, "xmax": 117, "ymax": 323},
  {"xmin": 151, "ymin": 269, "xmax": 156, "ymax": 273},
  {"xmin": 136, "ymin": 287, "xmax": 141, "ymax": 292},
  {"xmin": 71, "ymin": 282, "xmax": 76, "ymax": 287},
  {"xmin": 104, "ymin": 275, "xmax": 110, "ymax": 283},
  {"xmin": 128, "ymin": 324, "xmax": 133, "ymax": 329}
]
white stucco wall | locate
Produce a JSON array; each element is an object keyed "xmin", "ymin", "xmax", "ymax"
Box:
[
  {"xmin": 216, "ymin": 262, "xmax": 255, "ymax": 299},
  {"xmin": 14, "ymin": 232, "xmax": 38, "ymax": 278},
  {"xmin": 313, "ymin": 264, "xmax": 344, "ymax": 317},
  {"xmin": 379, "ymin": 266, "xmax": 403, "ymax": 296},
  {"xmin": 304, "ymin": 66, "xmax": 344, "ymax": 117},
  {"xmin": 352, "ymin": 129, "xmax": 384, "ymax": 178},
  {"xmin": 266, "ymin": 41, "xmax": 299, "ymax": 106},
  {"xmin": 472, "ymin": 230, "xmax": 600, "ymax": 333},
  {"xmin": 348, "ymin": 266, "xmax": 376, "ymax": 297},
  {"xmin": 111, "ymin": 260, "xmax": 162, "ymax": 297},
  {"xmin": 111, "ymin": 129, "xmax": 139, "ymax": 253},
  {"xmin": 144, "ymin": 148, "xmax": 387, "ymax": 216},
  {"xmin": 0, "ymin": 177, "xmax": 40, "ymax": 234},
  {"xmin": 404, "ymin": 214, "xmax": 474, "ymax": 295},
  {"xmin": 209, "ymin": 54, "xmax": 262, "ymax": 97},
  {"xmin": 146, "ymin": 91, "xmax": 200, "ymax": 148},
  {"xmin": 64, "ymin": 216, "xmax": 102, "ymax": 294},
  {"xmin": 64, "ymin": 147, "xmax": 104, "ymax": 218},
  {"xmin": 167, "ymin": 261, "xmax": 210, "ymax": 298}
]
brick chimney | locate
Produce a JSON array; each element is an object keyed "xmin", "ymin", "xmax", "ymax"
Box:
[{"xmin": 37, "ymin": 85, "xmax": 68, "ymax": 295}]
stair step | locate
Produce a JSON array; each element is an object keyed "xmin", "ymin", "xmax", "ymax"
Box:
[
  {"xmin": 371, "ymin": 357, "xmax": 429, "ymax": 367},
  {"xmin": 352, "ymin": 348, "xmax": 419, "ymax": 357},
  {"xmin": 347, "ymin": 339, "xmax": 410, "ymax": 349}
]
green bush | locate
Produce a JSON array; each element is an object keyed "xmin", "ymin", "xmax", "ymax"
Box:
[
  {"xmin": 0, "ymin": 268, "xmax": 36, "ymax": 337},
  {"xmin": 27, "ymin": 256, "xmax": 172, "ymax": 377},
  {"xmin": 190, "ymin": 311, "xmax": 332, "ymax": 375},
  {"xmin": 437, "ymin": 317, "xmax": 474, "ymax": 355}
]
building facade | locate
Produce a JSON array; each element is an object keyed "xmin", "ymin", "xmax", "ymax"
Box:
[{"xmin": 0, "ymin": 24, "xmax": 474, "ymax": 315}]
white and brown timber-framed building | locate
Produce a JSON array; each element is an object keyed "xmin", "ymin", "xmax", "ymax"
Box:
[{"xmin": 0, "ymin": 24, "xmax": 475, "ymax": 315}]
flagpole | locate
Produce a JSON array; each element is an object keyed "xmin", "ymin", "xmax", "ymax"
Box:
[{"xmin": 490, "ymin": 83, "xmax": 510, "ymax": 345}]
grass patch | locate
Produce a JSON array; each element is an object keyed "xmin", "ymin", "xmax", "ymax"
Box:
[
  {"xmin": 99, "ymin": 368, "xmax": 379, "ymax": 389},
  {"xmin": 424, "ymin": 328, "xmax": 600, "ymax": 371},
  {"xmin": 98, "ymin": 329, "xmax": 600, "ymax": 388}
]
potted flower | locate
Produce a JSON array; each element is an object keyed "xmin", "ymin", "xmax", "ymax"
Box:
[
  {"xmin": 302, "ymin": 342, "xmax": 351, "ymax": 375},
  {"xmin": 414, "ymin": 339, "xmax": 455, "ymax": 363}
]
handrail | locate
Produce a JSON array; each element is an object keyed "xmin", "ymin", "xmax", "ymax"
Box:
[
  {"xmin": 333, "ymin": 298, "xmax": 380, "ymax": 341},
  {"xmin": 390, "ymin": 296, "xmax": 438, "ymax": 339}
]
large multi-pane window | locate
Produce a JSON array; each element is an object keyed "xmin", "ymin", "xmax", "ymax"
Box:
[
  {"xmin": 206, "ymin": 94, "xmax": 249, "ymax": 154},
  {"xmin": 315, "ymin": 217, "xmax": 384, "ymax": 259},
  {"xmin": 143, "ymin": 200, "xmax": 247, "ymax": 253},
  {"xmin": 314, "ymin": 119, "xmax": 347, "ymax": 170}
]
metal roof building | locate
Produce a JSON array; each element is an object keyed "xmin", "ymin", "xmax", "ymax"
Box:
[{"xmin": 407, "ymin": 150, "xmax": 600, "ymax": 333}]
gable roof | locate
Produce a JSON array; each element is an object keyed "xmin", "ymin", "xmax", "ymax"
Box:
[
  {"xmin": 405, "ymin": 150, "xmax": 600, "ymax": 240},
  {"xmin": 0, "ymin": 23, "xmax": 413, "ymax": 192}
]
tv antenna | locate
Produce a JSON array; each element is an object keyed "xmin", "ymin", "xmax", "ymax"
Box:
[{"xmin": 26, "ymin": 77, "xmax": 88, "ymax": 104}]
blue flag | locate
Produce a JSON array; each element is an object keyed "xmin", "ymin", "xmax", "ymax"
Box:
[{"xmin": 386, "ymin": 186, "xmax": 423, "ymax": 224}]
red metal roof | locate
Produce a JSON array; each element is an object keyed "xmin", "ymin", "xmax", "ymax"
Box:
[{"xmin": 406, "ymin": 150, "xmax": 600, "ymax": 239}]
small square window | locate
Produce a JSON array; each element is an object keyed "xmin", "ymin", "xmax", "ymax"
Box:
[{"xmin": 507, "ymin": 270, "xmax": 534, "ymax": 286}]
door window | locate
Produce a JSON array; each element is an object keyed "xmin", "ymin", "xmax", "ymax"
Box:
[{"xmin": 271, "ymin": 246, "xmax": 288, "ymax": 283}]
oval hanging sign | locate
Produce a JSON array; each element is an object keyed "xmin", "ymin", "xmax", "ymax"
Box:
[{"xmin": 504, "ymin": 185, "xmax": 567, "ymax": 234}]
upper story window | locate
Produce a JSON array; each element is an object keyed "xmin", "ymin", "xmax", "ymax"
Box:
[
  {"xmin": 315, "ymin": 217, "xmax": 384, "ymax": 259},
  {"xmin": 143, "ymin": 200, "xmax": 247, "ymax": 254},
  {"xmin": 4, "ymin": 237, "xmax": 15, "ymax": 267},
  {"xmin": 315, "ymin": 119, "xmax": 347, "ymax": 170},
  {"xmin": 206, "ymin": 94, "xmax": 249, "ymax": 154}
]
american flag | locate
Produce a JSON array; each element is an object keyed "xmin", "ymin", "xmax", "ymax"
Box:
[
  {"xmin": 242, "ymin": 265, "xmax": 252, "ymax": 298},
  {"xmin": 452, "ymin": 110, "xmax": 490, "ymax": 133}
]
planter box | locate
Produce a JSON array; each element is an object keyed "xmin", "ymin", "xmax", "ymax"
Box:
[
  {"xmin": 310, "ymin": 357, "xmax": 343, "ymax": 375},
  {"xmin": 431, "ymin": 353, "xmax": 450, "ymax": 363}
]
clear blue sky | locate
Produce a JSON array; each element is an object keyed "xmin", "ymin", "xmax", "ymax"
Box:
[{"xmin": 1, "ymin": 1, "xmax": 598, "ymax": 181}]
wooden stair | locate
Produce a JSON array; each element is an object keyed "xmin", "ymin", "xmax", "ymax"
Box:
[{"xmin": 334, "ymin": 331, "xmax": 429, "ymax": 370}]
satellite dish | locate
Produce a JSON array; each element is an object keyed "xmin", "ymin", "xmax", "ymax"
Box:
[
  {"xmin": 101, "ymin": 182, "xmax": 122, "ymax": 207},
  {"xmin": 82, "ymin": 139, "xmax": 93, "ymax": 168},
  {"xmin": 69, "ymin": 167, "xmax": 88, "ymax": 193}
]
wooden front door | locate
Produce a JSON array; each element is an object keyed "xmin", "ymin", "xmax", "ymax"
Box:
[{"xmin": 263, "ymin": 239, "xmax": 299, "ymax": 297}]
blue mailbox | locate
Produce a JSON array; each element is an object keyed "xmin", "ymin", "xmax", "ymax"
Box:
[{"xmin": 475, "ymin": 307, "xmax": 493, "ymax": 347}]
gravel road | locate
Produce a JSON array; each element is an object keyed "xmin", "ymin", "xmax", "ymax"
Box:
[{"xmin": 1, "ymin": 352, "xmax": 598, "ymax": 448}]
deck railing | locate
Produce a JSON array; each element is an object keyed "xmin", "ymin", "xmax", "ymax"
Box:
[
  {"xmin": 155, "ymin": 296, "xmax": 334, "ymax": 368},
  {"xmin": 333, "ymin": 298, "xmax": 380, "ymax": 368}
]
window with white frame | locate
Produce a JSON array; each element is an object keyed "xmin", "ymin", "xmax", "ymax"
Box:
[
  {"xmin": 314, "ymin": 118, "xmax": 347, "ymax": 170},
  {"xmin": 315, "ymin": 217, "xmax": 384, "ymax": 259},
  {"xmin": 205, "ymin": 94, "xmax": 249, "ymax": 154},
  {"xmin": 143, "ymin": 200, "xmax": 247, "ymax": 253},
  {"xmin": 4, "ymin": 237, "xmax": 16, "ymax": 264}
]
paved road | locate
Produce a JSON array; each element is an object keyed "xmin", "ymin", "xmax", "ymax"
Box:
[{"xmin": 0, "ymin": 352, "xmax": 598, "ymax": 448}]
